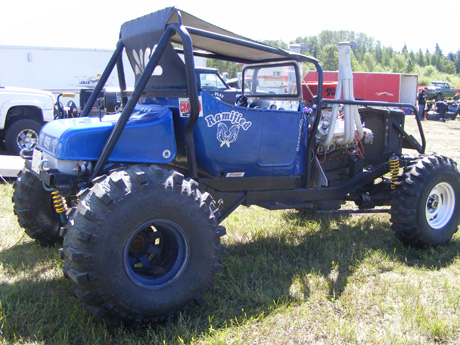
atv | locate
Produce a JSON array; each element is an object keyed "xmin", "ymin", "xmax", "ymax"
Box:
[{"xmin": 13, "ymin": 7, "xmax": 460, "ymax": 327}]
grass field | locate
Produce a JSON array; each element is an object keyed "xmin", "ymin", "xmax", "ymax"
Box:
[{"xmin": 1, "ymin": 115, "xmax": 460, "ymax": 344}]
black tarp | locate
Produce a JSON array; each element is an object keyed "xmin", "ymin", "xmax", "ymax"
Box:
[
  {"xmin": 119, "ymin": 7, "xmax": 312, "ymax": 90},
  {"xmin": 120, "ymin": 8, "xmax": 188, "ymax": 90}
]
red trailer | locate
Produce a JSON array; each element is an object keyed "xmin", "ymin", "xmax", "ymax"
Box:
[{"xmin": 303, "ymin": 71, "xmax": 418, "ymax": 105}]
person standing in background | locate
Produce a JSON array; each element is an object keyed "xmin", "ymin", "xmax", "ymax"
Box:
[{"xmin": 417, "ymin": 88, "xmax": 426, "ymax": 120}]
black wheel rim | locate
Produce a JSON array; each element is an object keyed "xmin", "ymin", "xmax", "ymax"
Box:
[{"xmin": 124, "ymin": 220, "xmax": 189, "ymax": 289}]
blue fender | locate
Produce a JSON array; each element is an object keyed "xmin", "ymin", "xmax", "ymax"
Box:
[{"xmin": 38, "ymin": 104, "xmax": 176, "ymax": 163}]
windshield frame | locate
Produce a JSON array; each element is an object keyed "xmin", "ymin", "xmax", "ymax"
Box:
[{"xmin": 241, "ymin": 61, "xmax": 302, "ymax": 99}]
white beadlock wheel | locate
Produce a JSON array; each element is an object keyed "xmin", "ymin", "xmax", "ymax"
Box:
[{"xmin": 425, "ymin": 182, "xmax": 455, "ymax": 229}]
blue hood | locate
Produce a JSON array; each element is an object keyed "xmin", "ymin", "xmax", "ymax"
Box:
[{"xmin": 38, "ymin": 104, "xmax": 176, "ymax": 163}]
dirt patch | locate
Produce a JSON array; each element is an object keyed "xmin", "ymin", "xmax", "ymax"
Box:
[{"xmin": 404, "ymin": 115, "xmax": 460, "ymax": 163}]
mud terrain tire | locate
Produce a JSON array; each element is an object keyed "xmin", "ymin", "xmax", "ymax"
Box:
[
  {"xmin": 62, "ymin": 165, "xmax": 225, "ymax": 327},
  {"xmin": 426, "ymin": 112, "xmax": 440, "ymax": 121},
  {"xmin": 390, "ymin": 155, "xmax": 460, "ymax": 247},
  {"xmin": 12, "ymin": 168, "xmax": 62, "ymax": 246}
]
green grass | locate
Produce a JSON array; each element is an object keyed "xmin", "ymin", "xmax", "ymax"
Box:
[
  {"xmin": 2, "ymin": 195, "xmax": 460, "ymax": 344},
  {"xmin": 2, "ymin": 119, "xmax": 460, "ymax": 344}
]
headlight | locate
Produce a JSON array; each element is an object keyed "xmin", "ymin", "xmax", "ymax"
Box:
[{"xmin": 39, "ymin": 133, "xmax": 58, "ymax": 154}]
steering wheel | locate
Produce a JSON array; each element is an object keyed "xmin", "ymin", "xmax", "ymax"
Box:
[{"xmin": 235, "ymin": 95, "xmax": 248, "ymax": 107}]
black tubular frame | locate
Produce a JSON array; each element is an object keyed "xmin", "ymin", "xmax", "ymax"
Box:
[
  {"xmin": 324, "ymin": 99, "xmax": 426, "ymax": 153},
  {"xmin": 86, "ymin": 12, "xmax": 323, "ymax": 181},
  {"xmin": 82, "ymin": 8, "xmax": 426, "ymax": 224},
  {"xmin": 88, "ymin": 21, "xmax": 201, "ymax": 180},
  {"xmin": 79, "ymin": 40, "xmax": 125, "ymax": 119}
]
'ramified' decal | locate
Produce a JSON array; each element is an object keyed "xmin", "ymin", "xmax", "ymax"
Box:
[{"xmin": 205, "ymin": 110, "xmax": 251, "ymax": 148}]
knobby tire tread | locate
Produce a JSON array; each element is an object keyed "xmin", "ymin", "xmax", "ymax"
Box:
[
  {"xmin": 390, "ymin": 154, "xmax": 460, "ymax": 247},
  {"xmin": 12, "ymin": 168, "xmax": 62, "ymax": 246},
  {"xmin": 62, "ymin": 164, "xmax": 225, "ymax": 327}
]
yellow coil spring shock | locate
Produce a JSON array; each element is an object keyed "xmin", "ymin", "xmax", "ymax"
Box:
[
  {"xmin": 389, "ymin": 156, "xmax": 400, "ymax": 190},
  {"xmin": 51, "ymin": 190, "xmax": 68, "ymax": 214}
]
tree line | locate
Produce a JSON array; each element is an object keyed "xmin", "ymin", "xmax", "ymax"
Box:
[
  {"xmin": 292, "ymin": 30, "xmax": 459, "ymax": 75},
  {"xmin": 208, "ymin": 30, "xmax": 460, "ymax": 86}
]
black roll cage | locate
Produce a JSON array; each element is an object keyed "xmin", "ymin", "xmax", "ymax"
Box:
[{"xmin": 84, "ymin": 10, "xmax": 325, "ymax": 183}]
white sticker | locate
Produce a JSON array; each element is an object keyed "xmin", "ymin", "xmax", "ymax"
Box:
[
  {"xmin": 31, "ymin": 149, "xmax": 42, "ymax": 174},
  {"xmin": 179, "ymin": 97, "xmax": 203, "ymax": 117},
  {"xmin": 225, "ymin": 172, "xmax": 245, "ymax": 178}
]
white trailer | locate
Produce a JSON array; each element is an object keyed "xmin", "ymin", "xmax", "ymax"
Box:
[
  {"xmin": 0, "ymin": 45, "xmax": 207, "ymax": 156},
  {"xmin": 0, "ymin": 45, "xmax": 137, "ymax": 108},
  {"xmin": 0, "ymin": 45, "xmax": 207, "ymax": 108}
]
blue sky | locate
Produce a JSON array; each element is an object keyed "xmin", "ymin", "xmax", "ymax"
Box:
[{"xmin": 1, "ymin": 0, "xmax": 458, "ymax": 55}]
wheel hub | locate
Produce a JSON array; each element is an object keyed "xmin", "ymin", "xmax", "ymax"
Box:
[
  {"xmin": 129, "ymin": 235, "xmax": 147, "ymax": 257},
  {"xmin": 18, "ymin": 129, "xmax": 38, "ymax": 150},
  {"xmin": 124, "ymin": 221, "xmax": 189, "ymax": 289},
  {"xmin": 427, "ymin": 195, "xmax": 439, "ymax": 210}
]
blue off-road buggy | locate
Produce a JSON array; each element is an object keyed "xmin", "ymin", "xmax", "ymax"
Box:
[{"xmin": 13, "ymin": 7, "xmax": 460, "ymax": 326}]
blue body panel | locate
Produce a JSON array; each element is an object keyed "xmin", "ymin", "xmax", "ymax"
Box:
[
  {"xmin": 38, "ymin": 92, "xmax": 306, "ymax": 177},
  {"xmin": 168, "ymin": 91, "xmax": 307, "ymax": 177},
  {"xmin": 38, "ymin": 104, "xmax": 176, "ymax": 163}
]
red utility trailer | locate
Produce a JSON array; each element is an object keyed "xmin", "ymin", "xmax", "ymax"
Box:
[{"xmin": 303, "ymin": 71, "xmax": 418, "ymax": 105}]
